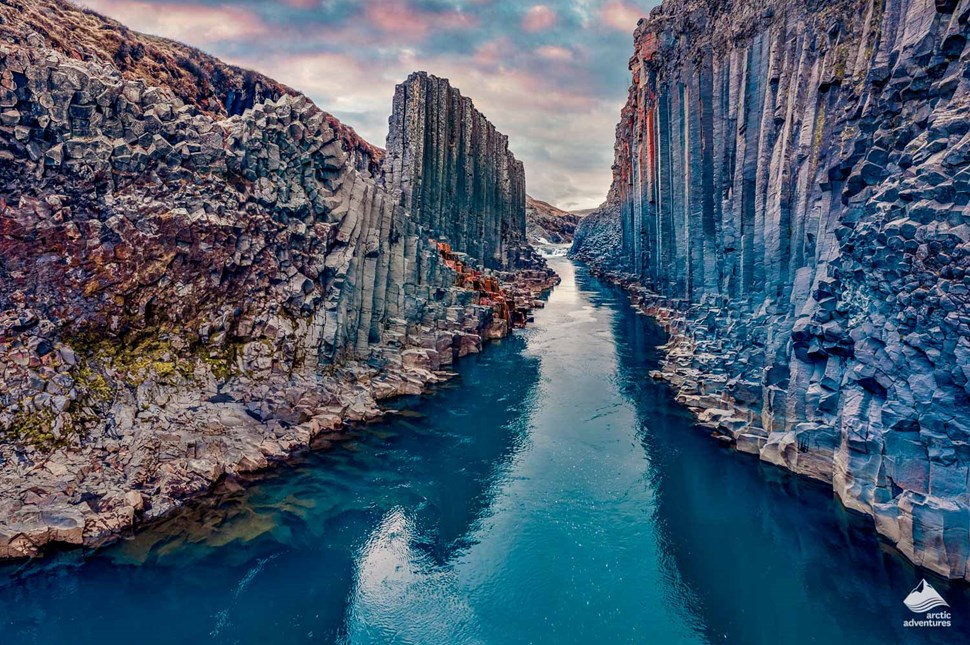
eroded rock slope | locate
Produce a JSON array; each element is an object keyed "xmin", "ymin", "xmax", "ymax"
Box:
[
  {"xmin": 525, "ymin": 195, "xmax": 583, "ymax": 246},
  {"xmin": 0, "ymin": 2, "xmax": 553, "ymax": 556},
  {"xmin": 573, "ymin": 0, "xmax": 970, "ymax": 580}
]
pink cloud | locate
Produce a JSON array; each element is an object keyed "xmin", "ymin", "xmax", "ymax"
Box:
[
  {"xmin": 521, "ymin": 5, "xmax": 557, "ymax": 32},
  {"xmin": 474, "ymin": 37, "xmax": 512, "ymax": 69},
  {"xmin": 365, "ymin": 0, "xmax": 477, "ymax": 41},
  {"xmin": 80, "ymin": 0, "xmax": 618, "ymax": 211},
  {"xmin": 600, "ymin": 1, "xmax": 645, "ymax": 32},
  {"xmin": 536, "ymin": 45, "xmax": 572, "ymax": 61},
  {"xmin": 79, "ymin": 0, "xmax": 267, "ymax": 42}
]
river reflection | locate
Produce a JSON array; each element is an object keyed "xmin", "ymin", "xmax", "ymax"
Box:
[{"xmin": 591, "ymin": 261, "xmax": 970, "ymax": 645}]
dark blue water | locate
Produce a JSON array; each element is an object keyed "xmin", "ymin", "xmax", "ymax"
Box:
[{"xmin": 2, "ymin": 259, "xmax": 968, "ymax": 644}]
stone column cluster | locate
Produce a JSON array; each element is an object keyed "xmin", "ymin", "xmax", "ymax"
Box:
[
  {"xmin": 384, "ymin": 72, "xmax": 527, "ymax": 270},
  {"xmin": 0, "ymin": 15, "xmax": 550, "ymax": 557},
  {"xmin": 573, "ymin": 0, "xmax": 970, "ymax": 580}
]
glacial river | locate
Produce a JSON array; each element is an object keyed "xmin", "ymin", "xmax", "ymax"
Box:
[{"xmin": 2, "ymin": 259, "xmax": 968, "ymax": 644}]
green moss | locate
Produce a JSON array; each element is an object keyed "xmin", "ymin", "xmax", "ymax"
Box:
[
  {"xmin": 859, "ymin": 0, "xmax": 884, "ymax": 83},
  {"xmin": 195, "ymin": 338, "xmax": 244, "ymax": 383},
  {"xmin": 6, "ymin": 409, "xmax": 75, "ymax": 452},
  {"xmin": 199, "ymin": 351, "xmax": 233, "ymax": 381},
  {"xmin": 64, "ymin": 329, "xmax": 194, "ymax": 387},
  {"xmin": 63, "ymin": 330, "xmax": 110, "ymax": 358},
  {"xmin": 121, "ymin": 337, "xmax": 194, "ymax": 385},
  {"xmin": 869, "ymin": 0, "xmax": 884, "ymax": 41},
  {"xmin": 74, "ymin": 363, "xmax": 113, "ymax": 402},
  {"xmin": 64, "ymin": 325, "xmax": 252, "ymax": 387},
  {"xmin": 832, "ymin": 45, "xmax": 849, "ymax": 80}
]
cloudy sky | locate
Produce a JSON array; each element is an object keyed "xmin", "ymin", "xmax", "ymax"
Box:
[{"xmin": 79, "ymin": 0, "xmax": 658, "ymax": 210}]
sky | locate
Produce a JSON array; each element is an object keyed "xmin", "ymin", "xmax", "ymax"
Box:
[{"xmin": 78, "ymin": 0, "xmax": 659, "ymax": 210}]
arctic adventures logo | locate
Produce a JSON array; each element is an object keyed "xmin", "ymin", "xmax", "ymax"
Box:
[{"xmin": 903, "ymin": 580, "xmax": 951, "ymax": 628}]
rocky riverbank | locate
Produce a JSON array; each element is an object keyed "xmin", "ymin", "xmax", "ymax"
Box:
[
  {"xmin": 0, "ymin": 259, "xmax": 558, "ymax": 559},
  {"xmin": 572, "ymin": 254, "xmax": 969, "ymax": 583},
  {"xmin": 0, "ymin": 0, "xmax": 558, "ymax": 558}
]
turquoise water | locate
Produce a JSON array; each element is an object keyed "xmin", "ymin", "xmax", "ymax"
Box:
[{"xmin": 2, "ymin": 259, "xmax": 968, "ymax": 644}]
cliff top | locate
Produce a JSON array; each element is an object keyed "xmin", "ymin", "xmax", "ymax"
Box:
[
  {"xmin": 633, "ymin": 0, "xmax": 858, "ymax": 64},
  {"xmin": 399, "ymin": 70, "xmax": 519, "ymax": 164},
  {"xmin": 526, "ymin": 195, "xmax": 584, "ymax": 219},
  {"xmin": 0, "ymin": 0, "xmax": 384, "ymax": 168}
]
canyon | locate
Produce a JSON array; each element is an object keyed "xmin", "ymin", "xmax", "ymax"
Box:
[
  {"xmin": 12, "ymin": 258, "xmax": 968, "ymax": 643},
  {"xmin": 0, "ymin": 0, "xmax": 968, "ymax": 605},
  {"xmin": 0, "ymin": 0, "xmax": 555, "ymax": 557},
  {"xmin": 573, "ymin": 0, "xmax": 970, "ymax": 581}
]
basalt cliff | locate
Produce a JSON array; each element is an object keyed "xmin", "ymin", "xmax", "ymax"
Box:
[
  {"xmin": 573, "ymin": 0, "xmax": 970, "ymax": 580},
  {"xmin": 386, "ymin": 72, "xmax": 531, "ymax": 269},
  {"xmin": 0, "ymin": 0, "xmax": 553, "ymax": 557}
]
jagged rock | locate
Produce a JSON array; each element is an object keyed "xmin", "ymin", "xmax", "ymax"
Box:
[
  {"xmin": 525, "ymin": 195, "xmax": 583, "ymax": 246},
  {"xmin": 570, "ymin": 202, "xmax": 627, "ymax": 271}
]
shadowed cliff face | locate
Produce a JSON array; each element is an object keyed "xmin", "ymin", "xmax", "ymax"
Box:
[
  {"xmin": 570, "ymin": 202, "xmax": 627, "ymax": 272},
  {"xmin": 0, "ymin": 4, "xmax": 553, "ymax": 557},
  {"xmin": 574, "ymin": 0, "xmax": 970, "ymax": 580},
  {"xmin": 385, "ymin": 72, "xmax": 528, "ymax": 270}
]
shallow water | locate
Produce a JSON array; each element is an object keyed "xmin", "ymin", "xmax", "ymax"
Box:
[{"xmin": 2, "ymin": 259, "xmax": 968, "ymax": 644}]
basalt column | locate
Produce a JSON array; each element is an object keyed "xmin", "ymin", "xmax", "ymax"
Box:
[
  {"xmin": 0, "ymin": 0, "xmax": 546, "ymax": 557},
  {"xmin": 385, "ymin": 72, "xmax": 527, "ymax": 269},
  {"xmin": 574, "ymin": 0, "xmax": 970, "ymax": 581}
]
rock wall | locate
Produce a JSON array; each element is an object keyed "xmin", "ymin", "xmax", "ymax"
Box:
[
  {"xmin": 0, "ymin": 10, "xmax": 554, "ymax": 556},
  {"xmin": 570, "ymin": 202, "xmax": 628, "ymax": 272},
  {"xmin": 385, "ymin": 72, "xmax": 528, "ymax": 269},
  {"xmin": 575, "ymin": 0, "xmax": 970, "ymax": 580}
]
